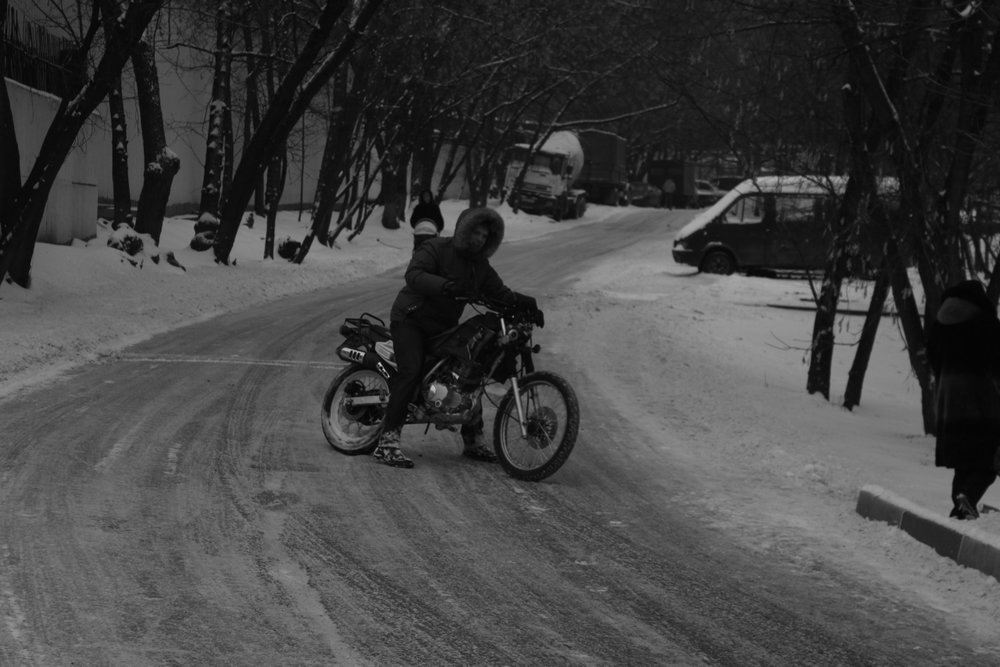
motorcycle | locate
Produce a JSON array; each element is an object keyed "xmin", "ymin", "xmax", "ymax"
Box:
[{"xmin": 321, "ymin": 295, "xmax": 579, "ymax": 481}]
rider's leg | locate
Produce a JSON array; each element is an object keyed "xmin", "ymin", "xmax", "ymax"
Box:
[
  {"xmin": 375, "ymin": 319, "xmax": 425, "ymax": 468},
  {"xmin": 460, "ymin": 396, "xmax": 496, "ymax": 462}
]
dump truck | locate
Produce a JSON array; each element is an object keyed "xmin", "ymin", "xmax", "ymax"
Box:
[{"xmin": 503, "ymin": 130, "xmax": 627, "ymax": 220}]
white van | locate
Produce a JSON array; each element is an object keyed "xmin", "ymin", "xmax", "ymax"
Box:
[{"xmin": 671, "ymin": 175, "xmax": 889, "ymax": 275}]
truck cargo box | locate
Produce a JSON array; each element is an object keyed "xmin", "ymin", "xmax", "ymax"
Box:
[{"xmin": 577, "ymin": 130, "xmax": 628, "ymax": 205}]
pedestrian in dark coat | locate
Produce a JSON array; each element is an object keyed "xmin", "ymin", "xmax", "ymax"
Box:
[
  {"xmin": 373, "ymin": 207, "xmax": 541, "ymax": 469},
  {"xmin": 409, "ymin": 189, "xmax": 445, "ymax": 250},
  {"xmin": 926, "ymin": 279, "xmax": 1000, "ymax": 519}
]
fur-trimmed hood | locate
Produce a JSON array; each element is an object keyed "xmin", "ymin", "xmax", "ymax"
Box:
[
  {"xmin": 390, "ymin": 207, "xmax": 510, "ymax": 326},
  {"xmin": 453, "ymin": 207, "xmax": 504, "ymax": 259},
  {"xmin": 937, "ymin": 280, "xmax": 996, "ymax": 325}
]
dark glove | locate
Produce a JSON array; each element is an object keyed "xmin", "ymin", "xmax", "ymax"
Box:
[
  {"xmin": 513, "ymin": 292, "xmax": 537, "ymax": 311},
  {"xmin": 513, "ymin": 292, "xmax": 544, "ymax": 328}
]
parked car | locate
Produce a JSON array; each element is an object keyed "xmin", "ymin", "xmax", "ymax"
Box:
[
  {"xmin": 628, "ymin": 181, "xmax": 664, "ymax": 207},
  {"xmin": 694, "ymin": 180, "xmax": 725, "ymax": 207}
]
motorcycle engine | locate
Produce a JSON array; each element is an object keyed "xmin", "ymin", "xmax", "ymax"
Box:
[{"xmin": 423, "ymin": 360, "xmax": 482, "ymax": 414}]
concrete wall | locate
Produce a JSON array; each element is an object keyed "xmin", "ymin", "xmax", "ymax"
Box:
[
  {"xmin": 6, "ymin": 77, "xmax": 98, "ymax": 243},
  {"xmin": 7, "ymin": 61, "xmax": 473, "ymax": 245},
  {"xmin": 101, "ymin": 53, "xmax": 327, "ymax": 214}
]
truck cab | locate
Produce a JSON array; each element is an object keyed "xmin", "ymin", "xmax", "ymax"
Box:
[{"xmin": 504, "ymin": 133, "xmax": 587, "ymax": 220}]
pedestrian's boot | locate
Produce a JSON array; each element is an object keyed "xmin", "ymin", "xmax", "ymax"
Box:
[
  {"xmin": 950, "ymin": 493, "xmax": 980, "ymax": 520},
  {"xmin": 461, "ymin": 431, "xmax": 497, "ymax": 463}
]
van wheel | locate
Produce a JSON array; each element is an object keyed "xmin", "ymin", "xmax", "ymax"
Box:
[{"xmin": 700, "ymin": 250, "xmax": 736, "ymax": 275}]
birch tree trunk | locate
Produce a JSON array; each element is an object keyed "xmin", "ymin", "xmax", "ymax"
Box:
[
  {"xmin": 197, "ymin": 1, "xmax": 234, "ymax": 222},
  {"xmin": 108, "ymin": 75, "xmax": 132, "ymax": 228},
  {"xmin": 131, "ymin": 37, "xmax": 179, "ymax": 245}
]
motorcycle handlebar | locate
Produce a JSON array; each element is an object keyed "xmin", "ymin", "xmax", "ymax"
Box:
[
  {"xmin": 458, "ymin": 294, "xmax": 507, "ymax": 310},
  {"xmin": 461, "ymin": 294, "xmax": 543, "ymax": 327}
]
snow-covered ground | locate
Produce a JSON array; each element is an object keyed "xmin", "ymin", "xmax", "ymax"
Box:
[{"xmin": 2, "ymin": 199, "xmax": 999, "ymax": 646}]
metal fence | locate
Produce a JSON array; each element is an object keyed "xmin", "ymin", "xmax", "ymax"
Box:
[{"xmin": 3, "ymin": 4, "xmax": 82, "ymax": 99}]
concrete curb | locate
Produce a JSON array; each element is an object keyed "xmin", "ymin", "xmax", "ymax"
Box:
[{"xmin": 856, "ymin": 484, "xmax": 1000, "ymax": 581}]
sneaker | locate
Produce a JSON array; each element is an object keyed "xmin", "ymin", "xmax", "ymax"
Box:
[
  {"xmin": 462, "ymin": 433, "xmax": 497, "ymax": 463},
  {"xmin": 373, "ymin": 430, "xmax": 414, "ymax": 469},
  {"xmin": 951, "ymin": 493, "xmax": 979, "ymax": 520}
]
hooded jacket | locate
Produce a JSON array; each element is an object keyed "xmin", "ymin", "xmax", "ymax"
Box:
[
  {"xmin": 927, "ymin": 280, "xmax": 1000, "ymax": 469},
  {"xmin": 390, "ymin": 207, "xmax": 511, "ymax": 330},
  {"xmin": 409, "ymin": 189, "xmax": 445, "ymax": 233}
]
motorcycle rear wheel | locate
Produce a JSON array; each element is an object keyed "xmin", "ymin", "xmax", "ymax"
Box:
[
  {"xmin": 493, "ymin": 371, "xmax": 580, "ymax": 481},
  {"xmin": 321, "ymin": 365, "xmax": 388, "ymax": 454}
]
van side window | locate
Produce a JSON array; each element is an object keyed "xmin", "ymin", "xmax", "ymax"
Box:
[
  {"xmin": 725, "ymin": 199, "xmax": 743, "ymax": 223},
  {"xmin": 725, "ymin": 196, "xmax": 765, "ymax": 224},
  {"xmin": 775, "ymin": 196, "xmax": 818, "ymax": 222}
]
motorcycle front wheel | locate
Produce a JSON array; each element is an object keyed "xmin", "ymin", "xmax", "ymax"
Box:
[
  {"xmin": 493, "ymin": 370, "xmax": 580, "ymax": 481},
  {"xmin": 321, "ymin": 365, "xmax": 388, "ymax": 455}
]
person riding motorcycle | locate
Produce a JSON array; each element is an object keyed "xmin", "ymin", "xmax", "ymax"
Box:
[{"xmin": 374, "ymin": 207, "xmax": 543, "ymax": 468}]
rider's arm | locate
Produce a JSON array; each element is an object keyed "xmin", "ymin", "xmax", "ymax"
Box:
[
  {"xmin": 480, "ymin": 262, "xmax": 544, "ymax": 326},
  {"xmin": 403, "ymin": 242, "xmax": 451, "ymax": 295},
  {"xmin": 479, "ymin": 263, "xmax": 514, "ymax": 302}
]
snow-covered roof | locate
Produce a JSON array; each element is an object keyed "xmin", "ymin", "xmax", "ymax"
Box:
[
  {"xmin": 675, "ymin": 175, "xmax": 897, "ymax": 240},
  {"xmin": 513, "ymin": 131, "xmax": 583, "ymax": 157}
]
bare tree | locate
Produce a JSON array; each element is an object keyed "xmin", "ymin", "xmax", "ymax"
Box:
[
  {"xmin": 0, "ymin": 0, "xmax": 167, "ymax": 289},
  {"xmin": 825, "ymin": 0, "xmax": 1000, "ymax": 429},
  {"xmin": 212, "ymin": 0, "xmax": 385, "ymax": 265},
  {"xmin": 240, "ymin": 20, "xmax": 265, "ymax": 216},
  {"xmin": 294, "ymin": 73, "xmax": 364, "ymax": 261},
  {"xmin": 0, "ymin": 0, "xmax": 21, "ymax": 244}
]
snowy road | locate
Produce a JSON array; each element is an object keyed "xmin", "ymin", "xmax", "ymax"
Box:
[{"xmin": 0, "ymin": 210, "xmax": 995, "ymax": 664}]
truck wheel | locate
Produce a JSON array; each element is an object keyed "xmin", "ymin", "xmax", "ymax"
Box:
[{"xmin": 700, "ymin": 250, "xmax": 736, "ymax": 275}]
